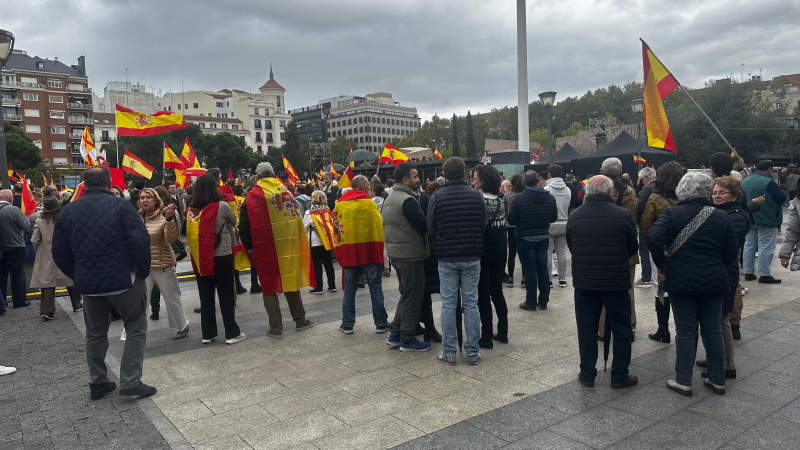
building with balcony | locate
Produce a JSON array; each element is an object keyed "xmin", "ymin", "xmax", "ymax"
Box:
[
  {"xmin": 1, "ymin": 49, "xmax": 92, "ymax": 168},
  {"xmin": 93, "ymin": 81, "xmax": 164, "ymax": 114},
  {"xmin": 183, "ymin": 115, "xmax": 249, "ymax": 142}
]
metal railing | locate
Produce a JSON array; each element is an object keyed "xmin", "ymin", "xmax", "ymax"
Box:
[
  {"xmin": 2, "ymin": 97, "xmax": 21, "ymax": 105},
  {"xmin": 66, "ymin": 86, "xmax": 91, "ymax": 93},
  {"xmin": 4, "ymin": 113, "xmax": 22, "ymax": 120},
  {"xmin": 67, "ymin": 116, "xmax": 93, "ymax": 124},
  {"xmin": 1, "ymin": 81, "xmax": 20, "ymax": 88},
  {"xmin": 19, "ymin": 82, "xmax": 45, "ymax": 89},
  {"xmin": 67, "ymin": 102, "xmax": 92, "ymax": 109}
]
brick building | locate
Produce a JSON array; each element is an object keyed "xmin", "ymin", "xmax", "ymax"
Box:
[{"xmin": 1, "ymin": 50, "xmax": 92, "ymax": 169}]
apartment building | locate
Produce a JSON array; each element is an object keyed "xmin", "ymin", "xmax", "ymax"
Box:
[
  {"xmin": 1, "ymin": 49, "xmax": 92, "ymax": 168},
  {"xmin": 324, "ymin": 93, "xmax": 420, "ymax": 152},
  {"xmin": 93, "ymin": 81, "xmax": 165, "ymax": 114},
  {"xmin": 183, "ymin": 115, "xmax": 249, "ymax": 142}
]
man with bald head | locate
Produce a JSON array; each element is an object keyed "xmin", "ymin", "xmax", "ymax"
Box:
[
  {"xmin": 0, "ymin": 189, "xmax": 32, "ymax": 313},
  {"xmin": 333, "ymin": 174, "xmax": 390, "ymax": 334},
  {"xmin": 566, "ymin": 175, "xmax": 639, "ymax": 389}
]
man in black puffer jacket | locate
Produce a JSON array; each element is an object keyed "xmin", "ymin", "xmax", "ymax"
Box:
[
  {"xmin": 506, "ymin": 170, "xmax": 557, "ymax": 310},
  {"xmin": 53, "ymin": 166, "xmax": 154, "ymax": 400},
  {"xmin": 566, "ymin": 175, "xmax": 639, "ymax": 389}
]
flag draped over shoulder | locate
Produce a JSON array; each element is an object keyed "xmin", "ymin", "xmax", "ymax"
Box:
[
  {"xmin": 245, "ymin": 177, "xmax": 312, "ymax": 295},
  {"xmin": 122, "ymin": 150, "xmax": 154, "ymax": 179},
  {"xmin": 186, "ymin": 202, "xmax": 220, "ymax": 276},
  {"xmin": 642, "ymin": 39, "xmax": 679, "ymax": 153},
  {"xmin": 116, "ymin": 104, "xmax": 187, "ymax": 137},
  {"xmin": 332, "ymin": 189, "xmax": 384, "ymax": 267},
  {"xmin": 336, "ymin": 166, "xmax": 355, "ymax": 189},
  {"xmin": 380, "ymin": 144, "xmax": 409, "ymax": 166},
  {"xmin": 220, "ymin": 185, "xmax": 251, "ymax": 271},
  {"xmin": 309, "ymin": 204, "xmax": 335, "ymax": 251}
]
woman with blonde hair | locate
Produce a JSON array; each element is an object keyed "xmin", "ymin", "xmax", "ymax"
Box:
[{"xmin": 303, "ymin": 190, "xmax": 336, "ymax": 294}]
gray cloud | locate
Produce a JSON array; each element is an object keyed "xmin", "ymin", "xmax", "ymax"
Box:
[{"xmin": 4, "ymin": 0, "xmax": 799, "ymax": 121}]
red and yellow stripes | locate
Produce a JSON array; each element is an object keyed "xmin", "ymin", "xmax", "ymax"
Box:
[
  {"xmin": 186, "ymin": 202, "xmax": 220, "ymax": 276},
  {"xmin": 642, "ymin": 40, "xmax": 679, "ymax": 153},
  {"xmin": 332, "ymin": 189, "xmax": 384, "ymax": 267},
  {"xmin": 116, "ymin": 104, "xmax": 187, "ymax": 137}
]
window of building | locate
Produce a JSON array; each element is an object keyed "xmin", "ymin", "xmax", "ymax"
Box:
[
  {"xmin": 337, "ymin": 130, "xmax": 341, "ymax": 137},
  {"xmin": 257, "ymin": 145, "xmax": 263, "ymax": 154},
  {"xmin": 347, "ymin": 119, "xmax": 352, "ymax": 125},
  {"xmin": 26, "ymin": 125, "xmax": 41, "ymax": 133},
  {"xmin": 265, "ymin": 120, "xmax": 272, "ymax": 128},
  {"xmin": 232, "ymin": 125, "xmax": 238, "ymax": 130},
  {"xmin": 208, "ymin": 113, "xmax": 211, "ymax": 117},
  {"xmin": 230, "ymin": 112, "xmax": 234, "ymax": 117},
  {"xmin": 184, "ymin": 104, "xmax": 188, "ymax": 109},
  {"xmin": 49, "ymin": 95, "xmax": 63, "ymax": 103},
  {"xmin": 194, "ymin": 103, "xmax": 199, "ymax": 109},
  {"xmin": 256, "ymin": 132, "xmax": 262, "ymax": 142},
  {"xmin": 382, "ymin": 118, "xmax": 386, "ymax": 124},
  {"xmin": 382, "ymin": 127, "xmax": 386, "ymax": 133},
  {"xmin": 210, "ymin": 123, "xmax": 217, "ymax": 129},
  {"xmin": 22, "ymin": 93, "xmax": 39, "ymax": 101},
  {"xmin": 101, "ymin": 130, "xmax": 109, "ymax": 141},
  {"xmin": 279, "ymin": 120, "xmax": 285, "ymax": 127},
  {"xmin": 280, "ymin": 132, "xmax": 286, "ymax": 141},
  {"xmin": 226, "ymin": 101, "xmax": 230, "ymax": 107},
  {"xmin": 53, "ymin": 157, "xmax": 68, "ymax": 165},
  {"xmin": 50, "ymin": 110, "xmax": 64, "ymax": 119},
  {"xmin": 222, "ymin": 124, "xmax": 228, "ymax": 129},
  {"xmin": 359, "ymin": 137, "xmax": 364, "ymax": 143},
  {"xmin": 157, "ymin": 103, "xmax": 161, "ymax": 107},
  {"xmin": 37, "ymin": 62, "xmax": 44, "ymax": 70},
  {"xmin": 359, "ymin": 117, "xmax": 363, "ymax": 123},
  {"xmin": 254, "ymin": 119, "xmax": 262, "ymax": 128},
  {"xmin": 277, "ymin": 96, "xmax": 281, "ymax": 107},
  {"xmin": 33, "ymin": 140, "xmax": 42, "ymax": 149},
  {"xmin": 337, "ymin": 121, "xmax": 341, "ymax": 127},
  {"xmin": 267, "ymin": 133, "xmax": 273, "ymax": 142},
  {"xmin": 177, "ymin": 104, "xmax": 181, "ymax": 110},
  {"xmin": 348, "ymin": 129, "xmax": 352, "ymax": 135},
  {"xmin": 198, "ymin": 123, "xmax": 205, "ymax": 128},
  {"xmin": 51, "ymin": 126, "xmax": 66, "ymax": 134},
  {"xmin": 52, "ymin": 142, "xmax": 67, "ymax": 150},
  {"xmin": 265, "ymin": 109, "xmax": 269, "ymax": 115},
  {"xmin": 47, "ymin": 80, "xmax": 62, "ymax": 88},
  {"xmin": 359, "ymin": 127, "xmax": 363, "ymax": 133},
  {"xmin": 254, "ymin": 108, "xmax": 259, "ymax": 115},
  {"xmin": 24, "ymin": 109, "xmax": 40, "ymax": 117}
]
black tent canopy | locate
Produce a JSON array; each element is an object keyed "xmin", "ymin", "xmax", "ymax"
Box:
[
  {"xmin": 524, "ymin": 143, "xmax": 584, "ymax": 174},
  {"xmin": 754, "ymin": 152, "xmax": 792, "ymax": 166},
  {"xmin": 570, "ymin": 131, "xmax": 678, "ymax": 181}
]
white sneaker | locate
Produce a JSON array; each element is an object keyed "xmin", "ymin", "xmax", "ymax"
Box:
[
  {"xmin": 0, "ymin": 366, "xmax": 16, "ymax": 376},
  {"xmin": 225, "ymin": 333, "xmax": 246, "ymax": 345},
  {"xmin": 202, "ymin": 337, "xmax": 215, "ymax": 344}
]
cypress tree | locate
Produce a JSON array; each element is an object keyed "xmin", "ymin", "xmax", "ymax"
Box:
[
  {"xmin": 465, "ymin": 111, "xmax": 477, "ymax": 157},
  {"xmin": 451, "ymin": 114, "xmax": 460, "ymax": 157}
]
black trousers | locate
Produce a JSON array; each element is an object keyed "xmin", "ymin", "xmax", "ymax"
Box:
[
  {"xmin": 506, "ymin": 228, "xmax": 524, "ymax": 279},
  {"xmin": 478, "ymin": 251, "xmax": 508, "ymax": 338},
  {"xmin": 419, "ymin": 293, "xmax": 434, "ymax": 327},
  {"xmin": 310, "ymin": 245, "xmax": 336, "ymax": 290},
  {"xmin": 390, "ymin": 260, "xmax": 425, "ymax": 342},
  {"xmin": 150, "ymin": 284, "xmax": 161, "ymax": 313},
  {"xmin": 251, "ymin": 264, "xmax": 260, "ymax": 287},
  {"xmin": 574, "ymin": 288, "xmax": 632, "ymax": 384},
  {"xmin": 195, "ymin": 254, "xmax": 240, "ymax": 340}
]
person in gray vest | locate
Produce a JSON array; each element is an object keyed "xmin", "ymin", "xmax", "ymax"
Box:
[
  {"xmin": 383, "ymin": 163, "xmax": 431, "ymax": 352},
  {"xmin": 742, "ymin": 159, "xmax": 787, "ymax": 283}
]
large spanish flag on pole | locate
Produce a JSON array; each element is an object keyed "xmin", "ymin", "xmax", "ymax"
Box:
[
  {"xmin": 380, "ymin": 143, "xmax": 409, "ymax": 166},
  {"xmin": 115, "ymin": 104, "xmax": 187, "ymax": 137},
  {"xmin": 20, "ymin": 177, "xmax": 37, "ymax": 217},
  {"xmin": 336, "ymin": 166, "xmax": 355, "ymax": 189},
  {"xmin": 282, "ymin": 156, "xmax": 300, "ymax": 185},
  {"xmin": 641, "ymin": 39, "xmax": 679, "ymax": 153},
  {"xmin": 180, "ymin": 138, "xmax": 200, "ymax": 168},
  {"xmin": 122, "ymin": 150, "xmax": 155, "ymax": 179},
  {"xmin": 164, "ymin": 143, "xmax": 185, "ymax": 170}
]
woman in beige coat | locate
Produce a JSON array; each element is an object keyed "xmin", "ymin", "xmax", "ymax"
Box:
[{"xmin": 32, "ymin": 194, "xmax": 82, "ymax": 320}]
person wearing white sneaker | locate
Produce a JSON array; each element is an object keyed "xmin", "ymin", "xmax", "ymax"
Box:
[
  {"xmin": 0, "ymin": 366, "xmax": 16, "ymax": 376},
  {"xmin": 544, "ymin": 165, "xmax": 571, "ymax": 290}
]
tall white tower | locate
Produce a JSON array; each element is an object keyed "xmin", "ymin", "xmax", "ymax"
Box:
[{"xmin": 517, "ymin": 0, "xmax": 529, "ymax": 154}]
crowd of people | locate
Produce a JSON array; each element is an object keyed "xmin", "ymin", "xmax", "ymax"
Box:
[{"xmin": 0, "ymin": 152, "xmax": 798, "ymax": 401}]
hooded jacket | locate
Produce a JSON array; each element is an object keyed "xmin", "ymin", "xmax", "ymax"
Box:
[
  {"xmin": 506, "ymin": 187, "xmax": 557, "ymax": 238},
  {"xmin": 544, "ymin": 177, "xmax": 571, "ymax": 223}
]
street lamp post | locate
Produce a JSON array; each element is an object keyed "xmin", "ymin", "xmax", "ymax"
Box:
[
  {"xmin": 538, "ymin": 91, "xmax": 557, "ymax": 164},
  {"xmin": 788, "ymin": 116, "xmax": 798, "ymax": 166},
  {"xmin": 0, "ymin": 29, "xmax": 15, "ymax": 190},
  {"xmin": 631, "ymin": 99, "xmax": 645, "ymax": 173}
]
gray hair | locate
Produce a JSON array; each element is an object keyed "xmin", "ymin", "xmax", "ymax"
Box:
[
  {"xmin": 585, "ymin": 175, "xmax": 613, "ymax": 196},
  {"xmin": 676, "ymin": 172, "xmax": 713, "ymax": 202},
  {"xmin": 436, "ymin": 176, "xmax": 445, "ymax": 185},
  {"xmin": 601, "ymin": 158, "xmax": 622, "ymax": 178},
  {"xmin": 638, "ymin": 167, "xmax": 656, "ymax": 179},
  {"xmin": 60, "ymin": 191, "xmax": 72, "ymax": 201}
]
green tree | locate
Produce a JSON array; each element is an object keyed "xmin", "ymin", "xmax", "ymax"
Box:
[
  {"xmin": 451, "ymin": 114, "xmax": 460, "ymax": 157},
  {"xmin": 560, "ymin": 121, "xmax": 585, "ymax": 137},
  {"xmin": 465, "ymin": 111, "xmax": 477, "ymax": 157},
  {"xmin": 529, "ymin": 128, "xmax": 548, "ymax": 147},
  {"xmin": 4, "ymin": 121, "xmax": 42, "ymax": 171}
]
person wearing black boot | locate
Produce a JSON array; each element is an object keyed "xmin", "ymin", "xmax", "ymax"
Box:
[{"xmin": 640, "ymin": 162, "xmax": 682, "ymax": 344}]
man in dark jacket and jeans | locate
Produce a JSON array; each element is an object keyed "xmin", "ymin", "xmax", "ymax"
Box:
[
  {"xmin": 507, "ymin": 170, "xmax": 557, "ymax": 311},
  {"xmin": 53, "ymin": 166, "xmax": 155, "ymax": 400},
  {"xmin": 566, "ymin": 175, "xmax": 639, "ymax": 389},
  {"xmin": 427, "ymin": 157, "xmax": 486, "ymax": 365}
]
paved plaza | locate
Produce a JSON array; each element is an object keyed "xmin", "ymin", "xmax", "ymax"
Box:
[{"xmin": 2, "ymin": 228, "xmax": 800, "ymax": 449}]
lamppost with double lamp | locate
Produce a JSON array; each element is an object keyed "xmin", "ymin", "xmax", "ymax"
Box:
[
  {"xmin": 631, "ymin": 99, "xmax": 645, "ymax": 172},
  {"xmin": 0, "ymin": 29, "xmax": 15, "ymax": 189},
  {"xmin": 787, "ymin": 116, "xmax": 798, "ymax": 166},
  {"xmin": 538, "ymin": 91, "xmax": 557, "ymax": 164}
]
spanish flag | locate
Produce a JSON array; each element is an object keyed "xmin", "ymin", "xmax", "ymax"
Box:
[
  {"xmin": 633, "ymin": 155, "xmax": 646, "ymax": 164},
  {"xmin": 641, "ymin": 39, "xmax": 679, "ymax": 153},
  {"xmin": 186, "ymin": 202, "xmax": 219, "ymax": 276},
  {"xmin": 41, "ymin": 173, "xmax": 48, "ymax": 186},
  {"xmin": 380, "ymin": 143, "xmax": 409, "ymax": 166},
  {"xmin": 282, "ymin": 156, "xmax": 299, "ymax": 185},
  {"xmin": 116, "ymin": 104, "xmax": 187, "ymax": 137},
  {"xmin": 433, "ymin": 148, "xmax": 442, "ymax": 160},
  {"xmin": 337, "ymin": 166, "xmax": 355, "ymax": 189},
  {"xmin": 318, "ymin": 168, "xmax": 325, "ymax": 179},
  {"xmin": 164, "ymin": 143, "xmax": 185, "ymax": 170},
  {"xmin": 349, "ymin": 140, "xmax": 354, "ymax": 168},
  {"xmin": 332, "ymin": 188, "xmax": 384, "ymax": 267},
  {"xmin": 79, "ymin": 126, "xmax": 97, "ymax": 166},
  {"xmin": 330, "ymin": 165, "xmax": 339, "ymax": 178},
  {"xmin": 7, "ymin": 168, "xmax": 21, "ymax": 183},
  {"xmin": 122, "ymin": 150, "xmax": 155, "ymax": 179},
  {"xmin": 20, "ymin": 177, "xmax": 36, "ymax": 217},
  {"xmin": 180, "ymin": 138, "xmax": 200, "ymax": 169}
]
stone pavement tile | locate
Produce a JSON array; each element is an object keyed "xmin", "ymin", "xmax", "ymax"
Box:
[
  {"xmin": 177, "ymin": 404, "xmax": 277, "ymax": 443},
  {"xmin": 324, "ymin": 388, "xmax": 420, "ymax": 427},
  {"xmin": 687, "ymin": 389, "xmax": 785, "ymax": 427},
  {"xmin": 163, "ymin": 356, "xmax": 233, "ymax": 382},
  {"xmin": 606, "ymin": 383, "xmax": 702, "ymax": 421},
  {"xmin": 393, "ymin": 353, "xmax": 460, "ymax": 378},
  {"xmin": 605, "ymin": 436, "xmax": 667, "ymax": 450},
  {"xmin": 758, "ymin": 324, "xmax": 800, "ymax": 346},
  {"xmin": 722, "ymin": 353, "xmax": 773, "ymax": 380},
  {"xmin": 734, "ymin": 338, "xmax": 800, "ymax": 362},
  {"xmin": 461, "ymin": 374, "xmax": 550, "ymax": 409},
  {"xmin": 393, "ymin": 393, "xmax": 490, "ymax": 434},
  {"xmin": 466, "ymin": 396, "xmax": 570, "ymax": 442},
  {"xmin": 313, "ymin": 415, "xmax": 424, "ymax": 450},
  {"xmin": 771, "ymin": 397, "xmax": 800, "ymax": 425},
  {"xmin": 194, "ymin": 434, "xmax": 253, "ymax": 450},
  {"xmin": 157, "ymin": 400, "xmax": 214, "ymax": 428},
  {"xmin": 275, "ymin": 362, "xmax": 361, "ymax": 389},
  {"xmin": 509, "ymin": 357, "xmax": 584, "ymax": 388},
  {"xmin": 630, "ymin": 346, "xmax": 677, "ymax": 374},
  {"xmin": 258, "ymin": 394, "xmax": 324, "ymax": 422},
  {"xmin": 287, "ymin": 347, "xmax": 365, "ymax": 372},
  {"xmin": 632, "ymin": 410, "xmax": 741, "ymax": 450},
  {"xmin": 533, "ymin": 381, "xmax": 626, "ymax": 415},
  {"xmin": 341, "ymin": 349, "xmax": 428, "ymax": 373},
  {"xmin": 726, "ymin": 370, "xmax": 800, "ymax": 405},
  {"xmin": 151, "ymin": 376, "xmax": 233, "ymax": 406},
  {"xmin": 762, "ymin": 353, "xmax": 800, "ymax": 377},
  {"xmin": 395, "ymin": 371, "xmax": 484, "ymax": 402},
  {"xmin": 498, "ymin": 430, "xmax": 593, "ymax": 450},
  {"xmin": 239, "ymin": 409, "xmax": 347, "ymax": 450},
  {"xmin": 452, "ymin": 356, "xmax": 532, "ymax": 382},
  {"xmin": 200, "ymin": 382, "xmax": 293, "ymax": 414},
  {"xmin": 224, "ymin": 362, "xmax": 301, "ymax": 388},
  {"xmin": 390, "ymin": 421, "xmax": 506, "ymax": 450},
  {"xmin": 333, "ymin": 367, "xmax": 419, "ymax": 398},
  {"xmin": 719, "ymin": 417, "xmax": 800, "ymax": 449},
  {"xmin": 549, "ymin": 405, "xmax": 654, "ymax": 449}
]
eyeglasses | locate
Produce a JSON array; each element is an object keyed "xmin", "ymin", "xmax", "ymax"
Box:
[{"xmin": 712, "ymin": 191, "xmax": 730, "ymax": 197}]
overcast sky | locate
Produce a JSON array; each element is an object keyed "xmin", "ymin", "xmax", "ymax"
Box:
[{"xmin": 5, "ymin": 0, "xmax": 799, "ymax": 121}]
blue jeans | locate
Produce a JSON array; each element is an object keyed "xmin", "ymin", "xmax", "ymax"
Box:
[
  {"xmin": 342, "ymin": 263, "xmax": 388, "ymax": 328},
  {"xmin": 671, "ymin": 292, "xmax": 725, "ymax": 387},
  {"xmin": 517, "ymin": 237, "xmax": 550, "ymax": 307},
  {"xmin": 439, "ymin": 260, "xmax": 480, "ymax": 357},
  {"xmin": 0, "ymin": 247, "xmax": 27, "ymax": 309},
  {"xmin": 743, "ymin": 226, "xmax": 778, "ymax": 277}
]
